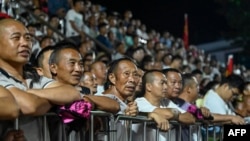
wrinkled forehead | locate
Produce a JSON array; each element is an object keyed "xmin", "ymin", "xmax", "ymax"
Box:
[
  {"xmin": 167, "ymin": 71, "xmax": 182, "ymax": 80},
  {"xmin": 60, "ymin": 48, "xmax": 82, "ymax": 59},
  {"xmin": 117, "ymin": 60, "xmax": 137, "ymax": 71}
]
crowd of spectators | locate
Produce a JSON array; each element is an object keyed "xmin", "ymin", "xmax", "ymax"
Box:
[{"xmin": 0, "ymin": 0, "xmax": 250, "ymax": 141}]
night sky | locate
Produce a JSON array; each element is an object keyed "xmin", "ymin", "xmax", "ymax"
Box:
[{"xmin": 91, "ymin": 0, "xmax": 230, "ymax": 45}]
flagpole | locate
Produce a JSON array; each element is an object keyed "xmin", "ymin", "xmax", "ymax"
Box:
[{"xmin": 183, "ymin": 13, "xmax": 189, "ymax": 50}]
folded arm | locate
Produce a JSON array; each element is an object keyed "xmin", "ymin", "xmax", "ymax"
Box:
[
  {"xmin": 27, "ymin": 81, "xmax": 81, "ymax": 105},
  {"xmin": 8, "ymin": 87, "xmax": 51, "ymax": 116},
  {"xmin": 84, "ymin": 95, "xmax": 120, "ymax": 114},
  {"xmin": 0, "ymin": 86, "xmax": 19, "ymax": 119}
]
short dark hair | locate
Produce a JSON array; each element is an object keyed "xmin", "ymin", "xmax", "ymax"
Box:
[
  {"xmin": 35, "ymin": 45, "xmax": 56, "ymax": 68},
  {"xmin": 180, "ymin": 73, "xmax": 196, "ymax": 93},
  {"xmin": 191, "ymin": 69, "xmax": 203, "ymax": 76},
  {"xmin": 141, "ymin": 70, "xmax": 162, "ymax": 96},
  {"xmin": 171, "ymin": 54, "xmax": 183, "ymax": 62},
  {"xmin": 49, "ymin": 43, "xmax": 79, "ymax": 65},
  {"xmin": 220, "ymin": 74, "xmax": 244, "ymax": 92},
  {"xmin": 39, "ymin": 35, "xmax": 54, "ymax": 46},
  {"xmin": 162, "ymin": 68, "xmax": 182, "ymax": 76},
  {"xmin": 72, "ymin": 0, "xmax": 84, "ymax": 6}
]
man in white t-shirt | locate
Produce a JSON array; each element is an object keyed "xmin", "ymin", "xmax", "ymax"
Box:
[
  {"xmin": 65, "ymin": 0, "xmax": 85, "ymax": 41},
  {"xmin": 202, "ymin": 74, "xmax": 245, "ymax": 124},
  {"xmin": 134, "ymin": 70, "xmax": 195, "ymax": 141},
  {"xmin": 102, "ymin": 58, "xmax": 169, "ymax": 141}
]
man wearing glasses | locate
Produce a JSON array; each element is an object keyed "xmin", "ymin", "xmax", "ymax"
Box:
[{"xmin": 202, "ymin": 74, "xmax": 245, "ymax": 124}]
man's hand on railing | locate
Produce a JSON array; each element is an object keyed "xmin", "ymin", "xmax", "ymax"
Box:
[
  {"xmin": 230, "ymin": 115, "xmax": 246, "ymax": 125},
  {"xmin": 125, "ymin": 101, "xmax": 138, "ymax": 117},
  {"xmin": 148, "ymin": 112, "xmax": 170, "ymax": 131},
  {"xmin": 200, "ymin": 107, "xmax": 211, "ymax": 118},
  {"xmin": 4, "ymin": 129, "xmax": 25, "ymax": 141}
]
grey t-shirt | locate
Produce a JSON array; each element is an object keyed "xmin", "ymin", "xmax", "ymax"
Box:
[{"xmin": 0, "ymin": 68, "xmax": 54, "ymax": 141}]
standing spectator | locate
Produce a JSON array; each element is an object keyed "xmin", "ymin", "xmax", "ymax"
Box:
[
  {"xmin": 0, "ymin": 18, "xmax": 81, "ymax": 141},
  {"xmin": 0, "ymin": 86, "xmax": 19, "ymax": 120},
  {"xmin": 65, "ymin": 0, "xmax": 85, "ymax": 44},
  {"xmin": 134, "ymin": 70, "xmax": 195, "ymax": 141},
  {"xmin": 162, "ymin": 68, "xmax": 183, "ymax": 99},
  {"xmin": 202, "ymin": 74, "xmax": 245, "ymax": 124},
  {"xmin": 48, "ymin": 45, "xmax": 119, "ymax": 113},
  {"xmin": 102, "ymin": 58, "xmax": 168, "ymax": 141},
  {"xmin": 47, "ymin": 45, "xmax": 120, "ymax": 140}
]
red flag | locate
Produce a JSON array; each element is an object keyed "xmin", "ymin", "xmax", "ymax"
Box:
[
  {"xmin": 183, "ymin": 13, "xmax": 189, "ymax": 50},
  {"xmin": 225, "ymin": 54, "xmax": 233, "ymax": 77}
]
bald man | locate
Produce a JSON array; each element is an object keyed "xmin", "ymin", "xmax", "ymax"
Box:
[{"xmin": 0, "ymin": 18, "xmax": 81, "ymax": 141}]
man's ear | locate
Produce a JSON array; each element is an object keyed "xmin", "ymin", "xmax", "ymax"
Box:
[
  {"xmin": 186, "ymin": 87, "xmax": 192, "ymax": 94},
  {"xmin": 146, "ymin": 83, "xmax": 152, "ymax": 92},
  {"xmin": 49, "ymin": 64, "xmax": 57, "ymax": 75},
  {"xmin": 108, "ymin": 73, "xmax": 116, "ymax": 84},
  {"xmin": 223, "ymin": 83, "xmax": 230, "ymax": 90},
  {"xmin": 35, "ymin": 67, "xmax": 44, "ymax": 76}
]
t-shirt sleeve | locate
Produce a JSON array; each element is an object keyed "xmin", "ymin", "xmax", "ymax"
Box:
[
  {"xmin": 135, "ymin": 98, "xmax": 157, "ymax": 112},
  {"xmin": 33, "ymin": 76, "xmax": 55, "ymax": 89},
  {"xmin": 0, "ymin": 79, "xmax": 15, "ymax": 88},
  {"xmin": 168, "ymin": 100, "xmax": 186, "ymax": 113},
  {"xmin": 0, "ymin": 73, "xmax": 16, "ymax": 89},
  {"xmin": 203, "ymin": 96, "xmax": 226, "ymax": 114}
]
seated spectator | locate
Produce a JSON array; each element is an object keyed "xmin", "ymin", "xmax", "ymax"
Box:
[
  {"xmin": 95, "ymin": 22, "xmax": 114, "ymax": 53},
  {"xmin": 82, "ymin": 52, "xmax": 95, "ymax": 72},
  {"xmin": 79, "ymin": 71, "xmax": 98, "ymax": 95},
  {"xmin": 169, "ymin": 54, "xmax": 183, "ymax": 71},
  {"xmin": 90, "ymin": 61, "xmax": 107, "ymax": 95}
]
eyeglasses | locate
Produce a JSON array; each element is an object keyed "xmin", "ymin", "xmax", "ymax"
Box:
[{"xmin": 231, "ymin": 89, "xmax": 239, "ymax": 97}]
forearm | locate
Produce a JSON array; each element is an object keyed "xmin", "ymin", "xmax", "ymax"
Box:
[
  {"xmin": 153, "ymin": 108, "xmax": 174, "ymax": 119},
  {"xmin": 211, "ymin": 113, "xmax": 233, "ymax": 124},
  {"xmin": 0, "ymin": 97, "xmax": 19, "ymax": 119},
  {"xmin": 70, "ymin": 21, "xmax": 83, "ymax": 34},
  {"xmin": 85, "ymin": 95, "xmax": 120, "ymax": 114},
  {"xmin": 27, "ymin": 85, "xmax": 81, "ymax": 105},
  {"xmin": 9, "ymin": 88, "xmax": 51, "ymax": 116},
  {"xmin": 178, "ymin": 112, "xmax": 196, "ymax": 124}
]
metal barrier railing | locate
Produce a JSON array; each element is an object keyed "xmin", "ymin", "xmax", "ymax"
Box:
[{"xmin": 10, "ymin": 112, "xmax": 236, "ymax": 141}]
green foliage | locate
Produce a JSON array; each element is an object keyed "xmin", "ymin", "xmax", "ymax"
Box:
[{"xmin": 215, "ymin": 0, "xmax": 250, "ymax": 48}]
